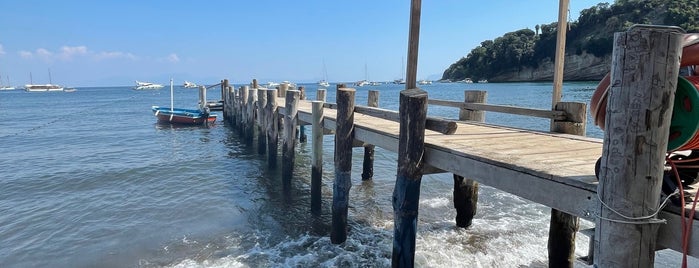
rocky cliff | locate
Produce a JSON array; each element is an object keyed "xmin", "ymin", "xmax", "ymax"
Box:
[{"xmin": 489, "ymin": 52, "xmax": 611, "ymax": 82}]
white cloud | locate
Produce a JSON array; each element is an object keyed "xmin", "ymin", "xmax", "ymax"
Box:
[
  {"xmin": 17, "ymin": 45, "xmax": 139, "ymax": 62},
  {"xmin": 19, "ymin": 50, "xmax": 32, "ymax": 58},
  {"xmin": 0, "ymin": 44, "xmax": 5, "ymax": 56},
  {"xmin": 166, "ymin": 53, "xmax": 180, "ymax": 63},
  {"xmin": 58, "ymin": 45, "xmax": 88, "ymax": 60},
  {"xmin": 94, "ymin": 51, "xmax": 137, "ymax": 61}
]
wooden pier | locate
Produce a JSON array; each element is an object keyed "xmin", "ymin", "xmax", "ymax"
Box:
[{"xmin": 217, "ymin": 27, "xmax": 699, "ymax": 267}]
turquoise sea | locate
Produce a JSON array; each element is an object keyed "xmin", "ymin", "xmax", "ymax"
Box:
[{"xmin": 0, "ymin": 81, "xmax": 694, "ymax": 267}]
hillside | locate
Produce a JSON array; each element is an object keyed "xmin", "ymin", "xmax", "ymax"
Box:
[{"xmin": 442, "ymin": 0, "xmax": 699, "ymax": 82}]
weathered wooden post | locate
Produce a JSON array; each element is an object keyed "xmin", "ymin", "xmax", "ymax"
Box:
[
  {"xmin": 222, "ymin": 79, "xmax": 229, "ymax": 121},
  {"xmin": 316, "ymin": 88, "xmax": 326, "ymax": 102},
  {"xmin": 331, "ymin": 86, "xmax": 356, "ymax": 244},
  {"xmin": 362, "ymin": 90, "xmax": 379, "ymax": 181},
  {"xmin": 453, "ymin": 90, "xmax": 485, "ymax": 228},
  {"xmin": 311, "ymin": 100, "xmax": 324, "ymax": 214},
  {"xmin": 548, "ymin": 101, "xmax": 586, "ymax": 267},
  {"xmin": 239, "ymin": 86, "xmax": 249, "ymax": 134},
  {"xmin": 299, "ymin": 86, "xmax": 307, "ymax": 143},
  {"xmin": 246, "ymin": 87, "xmax": 257, "ymax": 144},
  {"xmin": 266, "ymin": 89, "xmax": 279, "ymax": 167},
  {"xmin": 392, "ymin": 0, "xmax": 424, "ymax": 266},
  {"xmin": 252, "ymin": 78, "xmax": 258, "ymax": 89},
  {"xmin": 392, "ymin": 89, "xmax": 427, "ymax": 267},
  {"xmin": 257, "ymin": 89, "xmax": 268, "ymax": 155},
  {"xmin": 282, "ymin": 90, "xmax": 300, "ymax": 186},
  {"xmin": 279, "ymin": 82, "xmax": 288, "ymax": 98},
  {"xmin": 594, "ymin": 26, "xmax": 683, "ymax": 267}
]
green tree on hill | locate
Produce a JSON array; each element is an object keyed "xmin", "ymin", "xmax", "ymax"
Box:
[{"xmin": 442, "ymin": 0, "xmax": 699, "ymax": 82}]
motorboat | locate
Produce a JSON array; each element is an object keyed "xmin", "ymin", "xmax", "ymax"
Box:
[
  {"xmin": 183, "ymin": 81, "xmax": 198, "ymax": 88},
  {"xmin": 134, "ymin": 81, "xmax": 164, "ymax": 90}
]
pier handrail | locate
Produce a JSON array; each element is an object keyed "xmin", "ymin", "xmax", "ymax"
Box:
[
  {"xmin": 322, "ymin": 102, "xmax": 457, "ymax": 134},
  {"xmin": 428, "ymin": 98, "xmax": 568, "ymax": 120}
]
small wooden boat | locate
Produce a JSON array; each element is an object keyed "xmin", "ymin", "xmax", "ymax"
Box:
[{"xmin": 152, "ymin": 79, "xmax": 216, "ymax": 125}]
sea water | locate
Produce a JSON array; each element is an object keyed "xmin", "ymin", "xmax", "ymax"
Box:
[{"xmin": 0, "ymin": 82, "xmax": 694, "ymax": 267}]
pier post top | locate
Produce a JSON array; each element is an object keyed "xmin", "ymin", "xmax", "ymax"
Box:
[{"xmin": 338, "ymin": 88, "xmax": 356, "ymax": 92}]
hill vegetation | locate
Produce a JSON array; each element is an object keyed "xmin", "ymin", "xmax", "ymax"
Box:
[{"xmin": 442, "ymin": 0, "xmax": 699, "ymax": 82}]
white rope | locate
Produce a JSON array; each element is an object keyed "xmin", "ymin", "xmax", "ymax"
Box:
[{"xmin": 596, "ymin": 189, "xmax": 679, "ymax": 225}]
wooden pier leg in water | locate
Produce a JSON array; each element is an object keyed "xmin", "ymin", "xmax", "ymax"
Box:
[
  {"xmin": 548, "ymin": 102, "xmax": 586, "ymax": 267},
  {"xmin": 257, "ymin": 89, "xmax": 268, "ymax": 155},
  {"xmin": 265, "ymin": 89, "xmax": 279, "ymax": 168},
  {"xmin": 362, "ymin": 90, "xmax": 379, "ymax": 181},
  {"xmin": 316, "ymin": 88, "xmax": 326, "ymax": 102},
  {"xmin": 594, "ymin": 26, "xmax": 683, "ymax": 267},
  {"xmin": 282, "ymin": 90, "xmax": 300, "ymax": 187},
  {"xmin": 392, "ymin": 88, "xmax": 427, "ymax": 267},
  {"xmin": 246, "ymin": 87, "xmax": 257, "ymax": 144},
  {"xmin": 311, "ymin": 100, "xmax": 324, "ymax": 214},
  {"xmin": 298, "ymin": 86, "xmax": 307, "ymax": 143},
  {"xmin": 453, "ymin": 90, "xmax": 486, "ymax": 228},
  {"xmin": 239, "ymin": 86, "xmax": 249, "ymax": 135},
  {"xmin": 222, "ymin": 79, "xmax": 228, "ymax": 122},
  {"xmin": 331, "ymin": 87, "xmax": 356, "ymax": 244}
]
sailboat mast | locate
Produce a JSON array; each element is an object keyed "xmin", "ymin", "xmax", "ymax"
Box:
[
  {"xmin": 48, "ymin": 68, "xmax": 52, "ymax": 85},
  {"xmin": 170, "ymin": 78, "xmax": 174, "ymax": 112}
]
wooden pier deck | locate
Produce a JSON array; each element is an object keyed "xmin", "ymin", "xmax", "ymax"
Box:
[
  {"xmin": 218, "ymin": 26, "xmax": 699, "ymax": 267},
  {"xmin": 283, "ymin": 93, "xmax": 699, "ymax": 259}
]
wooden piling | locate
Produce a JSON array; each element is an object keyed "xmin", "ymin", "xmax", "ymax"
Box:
[
  {"xmin": 279, "ymin": 82, "xmax": 288, "ymax": 98},
  {"xmin": 265, "ymin": 89, "xmax": 279, "ymax": 167},
  {"xmin": 316, "ymin": 88, "xmax": 326, "ymax": 102},
  {"xmin": 548, "ymin": 101, "xmax": 586, "ymax": 267},
  {"xmin": 282, "ymin": 90, "xmax": 300, "ymax": 186},
  {"xmin": 594, "ymin": 26, "xmax": 683, "ymax": 267},
  {"xmin": 362, "ymin": 90, "xmax": 379, "ymax": 181},
  {"xmin": 453, "ymin": 90, "xmax": 485, "ymax": 228},
  {"xmin": 240, "ymin": 86, "xmax": 249, "ymax": 135},
  {"xmin": 222, "ymin": 79, "xmax": 229, "ymax": 121},
  {"xmin": 299, "ymin": 86, "xmax": 307, "ymax": 143},
  {"xmin": 392, "ymin": 88, "xmax": 427, "ymax": 267},
  {"xmin": 252, "ymin": 78, "xmax": 258, "ymax": 89},
  {"xmin": 257, "ymin": 89, "xmax": 268, "ymax": 155},
  {"xmin": 246, "ymin": 87, "xmax": 257, "ymax": 144},
  {"xmin": 331, "ymin": 86, "xmax": 356, "ymax": 244},
  {"xmin": 311, "ymin": 100, "xmax": 324, "ymax": 214}
]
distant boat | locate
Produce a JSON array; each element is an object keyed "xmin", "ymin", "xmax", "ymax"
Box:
[
  {"xmin": 318, "ymin": 60, "xmax": 330, "ymax": 88},
  {"xmin": 183, "ymin": 81, "xmax": 198, "ymax": 88},
  {"xmin": 393, "ymin": 78, "xmax": 405, "ymax": 84},
  {"xmin": 457, "ymin": 78, "xmax": 473, "ymax": 84},
  {"xmin": 265, "ymin": 82, "xmax": 280, "ymax": 88},
  {"xmin": 369, "ymin": 81, "xmax": 382, "ymax": 86},
  {"xmin": 152, "ymin": 79, "xmax": 216, "ymax": 125},
  {"xmin": 418, "ymin": 79, "xmax": 432, "ymax": 85},
  {"xmin": 25, "ymin": 70, "xmax": 63, "ymax": 92},
  {"xmin": 0, "ymin": 75, "xmax": 15, "ymax": 90},
  {"xmin": 63, "ymin": 88, "xmax": 77, "ymax": 92},
  {"xmin": 355, "ymin": 80, "xmax": 370, "ymax": 87},
  {"xmin": 134, "ymin": 81, "xmax": 164, "ymax": 90},
  {"xmin": 478, "ymin": 79, "xmax": 488, "ymax": 83}
]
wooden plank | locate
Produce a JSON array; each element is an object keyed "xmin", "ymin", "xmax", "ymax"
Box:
[{"xmin": 429, "ymin": 99, "xmax": 566, "ymax": 120}]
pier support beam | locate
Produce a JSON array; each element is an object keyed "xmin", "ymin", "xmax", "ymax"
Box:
[
  {"xmin": 282, "ymin": 90, "xmax": 300, "ymax": 187},
  {"xmin": 265, "ymin": 89, "xmax": 279, "ymax": 168},
  {"xmin": 246, "ymin": 87, "xmax": 257, "ymax": 145},
  {"xmin": 392, "ymin": 88, "xmax": 427, "ymax": 267},
  {"xmin": 453, "ymin": 90, "xmax": 485, "ymax": 228},
  {"xmin": 311, "ymin": 100, "xmax": 324, "ymax": 214},
  {"xmin": 331, "ymin": 86, "xmax": 356, "ymax": 244},
  {"xmin": 239, "ymin": 86, "xmax": 249, "ymax": 135},
  {"xmin": 316, "ymin": 88, "xmax": 326, "ymax": 102},
  {"xmin": 548, "ymin": 101, "xmax": 586, "ymax": 267},
  {"xmin": 299, "ymin": 86, "xmax": 307, "ymax": 143},
  {"xmin": 362, "ymin": 90, "xmax": 379, "ymax": 181},
  {"xmin": 257, "ymin": 89, "xmax": 268, "ymax": 155},
  {"xmin": 594, "ymin": 26, "xmax": 683, "ymax": 267}
]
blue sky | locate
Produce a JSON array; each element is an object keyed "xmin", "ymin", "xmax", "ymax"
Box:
[{"xmin": 0, "ymin": 0, "xmax": 604, "ymax": 87}]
